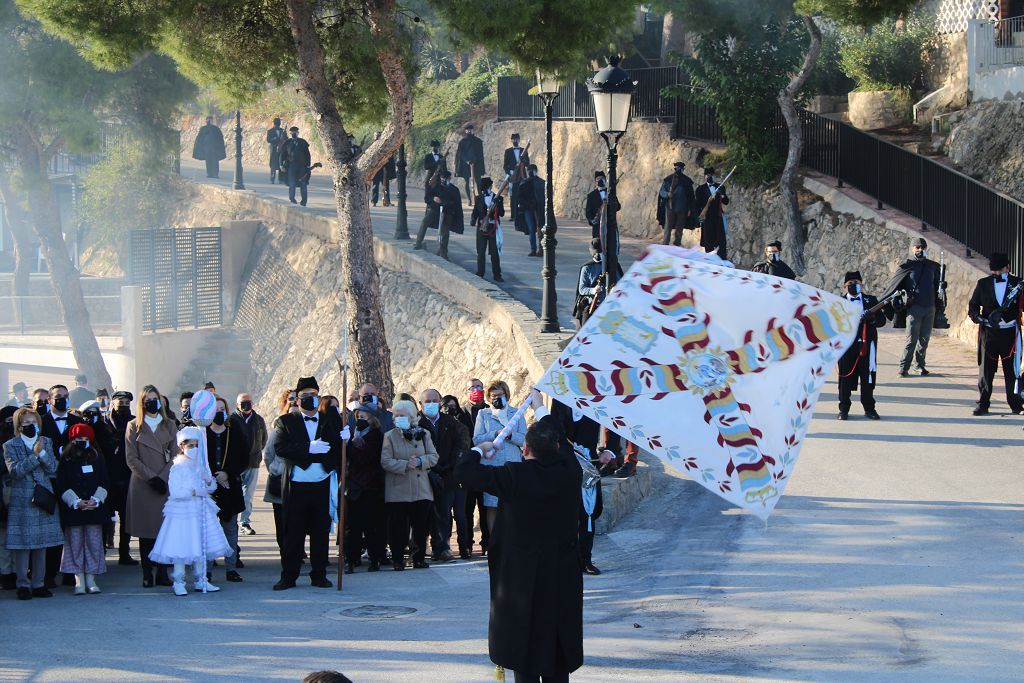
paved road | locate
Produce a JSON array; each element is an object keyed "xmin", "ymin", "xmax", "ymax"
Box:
[{"xmin": 2, "ymin": 161, "xmax": 1017, "ymax": 680}]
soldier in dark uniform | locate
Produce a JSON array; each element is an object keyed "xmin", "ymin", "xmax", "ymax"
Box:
[
  {"xmin": 370, "ymin": 131, "xmax": 397, "ymax": 207},
  {"xmin": 881, "ymin": 237, "xmax": 943, "ymax": 378},
  {"xmin": 837, "ymin": 271, "xmax": 888, "ymax": 420},
  {"xmin": 585, "ymin": 171, "xmax": 619, "ymax": 240},
  {"xmin": 455, "ymin": 123, "xmax": 484, "ymax": 207},
  {"xmin": 573, "ymin": 239, "xmax": 623, "ymax": 329},
  {"xmin": 281, "ymin": 126, "xmax": 312, "ymax": 206},
  {"xmin": 751, "ymin": 240, "xmax": 797, "ymax": 280},
  {"xmin": 266, "ymin": 118, "xmax": 287, "ymax": 184},
  {"xmin": 422, "ymin": 140, "xmax": 443, "ymax": 182},
  {"xmin": 471, "ymin": 176, "xmax": 503, "ymax": 282},
  {"xmin": 516, "ymin": 164, "xmax": 545, "ymax": 256},
  {"xmin": 415, "ymin": 169, "xmax": 461, "ymax": 259},
  {"xmin": 968, "ymin": 252, "xmax": 1024, "ymax": 416},
  {"xmin": 502, "ymin": 133, "xmax": 530, "ymax": 232},
  {"xmin": 657, "ymin": 161, "xmax": 696, "ymax": 247},
  {"xmin": 192, "ymin": 116, "xmax": 226, "ymax": 179},
  {"xmin": 694, "ymin": 166, "xmax": 730, "ymax": 260}
]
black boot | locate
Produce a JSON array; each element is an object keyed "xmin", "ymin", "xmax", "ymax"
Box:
[{"xmin": 155, "ymin": 566, "xmax": 173, "ymax": 587}]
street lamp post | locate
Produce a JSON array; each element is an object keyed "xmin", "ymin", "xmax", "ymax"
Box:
[
  {"xmin": 537, "ymin": 71, "xmax": 561, "ymax": 333},
  {"xmin": 587, "ymin": 56, "xmax": 635, "ymax": 291},
  {"xmin": 233, "ymin": 109, "xmax": 245, "ymax": 190},
  {"xmin": 394, "ymin": 143, "xmax": 409, "ymax": 240}
]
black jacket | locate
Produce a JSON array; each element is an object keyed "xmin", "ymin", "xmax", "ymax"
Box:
[
  {"xmin": 271, "ymin": 410, "xmax": 345, "ymax": 504},
  {"xmin": 585, "ymin": 188, "xmax": 619, "ymax": 229},
  {"xmin": 230, "ymin": 410, "xmax": 268, "ymax": 469},
  {"xmin": 471, "ymin": 192, "xmax": 504, "ymax": 231},
  {"xmin": 373, "ymin": 155, "xmax": 397, "ymax": 183},
  {"xmin": 881, "ymin": 258, "xmax": 942, "ymax": 310},
  {"xmin": 968, "ymin": 274, "xmax": 1022, "ymax": 362},
  {"xmin": 347, "ymin": 427, "xmax": 385, "ymax": 497},
  {"xmin": 517, "ymin": 175, "xmax": 545, "ymax": 212},
  {"xmin": 455, "ymin": 414, "xmax": 583, "ymax": 678},
  {"xmin": 280, "ymin": 136, "xmax": 312, "ymax": 173},
  {"xmin": 457, "ymin": 402, "xmax": 488, "ymax": 435},
  {"xmin": 503, "ymin": 146, "xmax": 530, "ymax": 177},
  {"xmin": 695, "ymin": 182, "xmax": 729, "ymax": 219},
  {"xmin": 41, "ymin": 411, "xmax": 83, "ymax": 455},
  {"xmin": 751, "ymin": 259, "xmax": 797, "ymax": 280},
  {"xmin": 192, "ymin": 123, "xmax": 226, "ymax": 162},
  {"xmin": 838, "ymin": 293, "xmax": 888, "ymax": 374},
  {"xmin": 656, "ymin": 172, "xmax": 696, "ymax": 225},
  {"xmin": 418, "ymin": 413, "xmax": 468, "ymax": 489},
  {"xmin": 206, "ymin": 424, "xmax": 251, "ymax": 519},
  {"xmin": 105, "ymin": 412, "xmax": 133, "ymax": 484},
  {"xmin": 56, "ymin": 448, "xmax": 111, "ymax": 529},
  {"xmin": 423, "ymin": 150, "xmax": 444, "ymax": 179},
  {"xmin": 455, "ymin": 134, "xmax": 485, "ymax": 179}
]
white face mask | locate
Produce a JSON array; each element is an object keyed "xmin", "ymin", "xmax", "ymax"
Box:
[{"xmin": 183, "ymin": 446, "xmax": 197, "ymax": 459}]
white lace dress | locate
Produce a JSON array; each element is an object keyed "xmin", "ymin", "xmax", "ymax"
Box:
[{"xmin": 149, "ymin": 455, "xmax": 231, "ymax": 565}]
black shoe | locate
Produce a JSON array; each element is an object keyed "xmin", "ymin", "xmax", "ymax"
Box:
[
  {"xmin": 598, "ymin": 462, "xmax": 617, "ymax": 477},
  {"xmin": 412, "ymin": 560, "xmax": 430, "ymax": 569},
  {"xmin": 413, "ymin": 243, "xmax": 424, "ymax": 250},
  {"xmin": 241, "ymin": 523, "xmax": 256, "ymax": 536},
  {"xmin": 32, "ymin": 587, "xmax": 53, "ymax": 598},
  {"xmin": 118, "ymin": 556, "xmax": 140, "ymax": 566},
  {"xmin": 918, "ymin": 368, "xmax": 930, "ymax": 376},
  {"xmin": 582, "ymin": 563, "xmax": 602, "ymax": 575},
  {"xmin": 898, "ymin": 371, "xmax": 909, "ymax": 378},
  {"xmin": 837, "ymin": 412, "xmax": 848, "ymax": 421},
  {"xmin": 61, "ymin": 573, "xmax": 76, "ymax": 587},
  {"xmin": 17, "ymin": 587, "xmax": 32, "ymax": 600},
  {"xmin": 527, "ymin": 251, "xmax": 537, "ymax": 257},
  {"xmin": 613, "ymin": 462, "xmax": 636, "ymax": 478},
  {"xmin": 368, "ymin": 560, "xmax": 380, "ymax": 572},
  {"xmin": 300, "ymin": 201, "xmax": 307, "ymax": 206},
  {"xmin": 290, "ymin": 198, "xmax": 297, "ymax": 204},
  {"xmin": 235, "ymin": 558, "xmax": 245, "ymax": 569},
  {"xmin": 273, "ymin": 580, "xmax": 296, "ymax": 591},
  {"xmin": 865, "ymin": 410, "xmax": 881, "ymax": 420},
  {"xmin": 475, "ymin": 271, "xmax": 484, "ymax": 277},
  {"xmin": 494, "ymin": 275, "xmax": 504, "ymax": 282},
  {"xmin": 459, "ymin": 549, "xmax": 471, "ymax": 560},
  {"xmin": 344, "ymin": 563, "xmax": 355, "ymax": 575},
  {"xmin": 225, "ymin": 571, "xmax": 243, "ymax": 583},
  {"xmin": 973, "ymin": 406, "xmax": 989, "ymax": 416},
  {"xmin": 155, "ymin": 570, "xmax": 174, "ymax": 587},
  {"xmin": 392, "ymin": 561, "xmax": 405, "ymax": 571},
  {"xmin": 310, "ymin": 577, "xmax": 333, "ymax": 588},
  {"xmin": 432, "ymin": 550, "xmax": 455, "ymax": 562},
  {"xmin": 142, "ymin": 574, "xmax": 154, "ymax": 588}
]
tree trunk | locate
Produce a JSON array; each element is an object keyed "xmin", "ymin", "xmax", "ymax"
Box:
[
  {"xmin": 13, "ymin": 131, "xmax": 113, "ymax": 392},
  {"xmin": 777, "ymin": 15, "xmax": 822, "ymax": 275},
  {"xmin": 0, "ymin": 175, "xmax": 32, "ymax": 298},
  {"xmin": 285, "ymin": 0, "xmax": 413, "ymax": 403}
]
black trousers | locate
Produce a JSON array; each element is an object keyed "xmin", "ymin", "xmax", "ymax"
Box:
[
  {"xmin": 205, "ymin": 158, "xmax": 219, "ymax": 178},
  {"xmin": 272, "ymin": 503, "xmax": 285, "ymax": 555},
  {"xmin": 979, "ymin": 327, "xmax": 1023, "ymax": 412},
  {"xmin": 345, "ymin": 490, "xmax": 387, "ymax": 563},
  {"xmin": 387, "ymin": 500, "xmax": 431, "ymax": 564},
  {"xmin": 838, "ymin": 343, "xmax": 876, "ymax": 414},
  {"xmin": 514, "ymin": 645, "xmax": 570, "ymax": 683},
  {"xmin": 138, "ymin": 537, "xmax": 168, "ymax": 577},
  {"xmin": 476, "ymin": 229, "xmax": 501, "ymax": 277},
  {"xmin": 281, "ymin": 478, "xmax": 331, "ymax": 582},
  {"xmin": 464, "ymin": 489, "xmax": 490, "ymax": 551}
]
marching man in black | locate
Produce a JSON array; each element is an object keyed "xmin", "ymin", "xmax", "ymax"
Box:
[
  {"xmin": 422, "ymin": 140, "xmax": 443, "ymax": 183},
  {"xmin": 266, "ymin": 118, "xmax": 286, "ymax": 184},
  {"xmin": 695, "ymin": 166, "xmax": 729, "ymax": 260},
  {"xmin": 502, "ymin": 133, "xmax": 530, "ymax": 233},
  {"xmin": 968, "ymin": 252, "xmax": 1024, "ymax": 416},
  {"xmin": 455, "ymin": 123, "xmax": 485, "ymax": 207},
  {"xmin": 471, "ymin": 176, "xmax": 504, "ymax": 283},
  {"xmin": 657, "ymin": 161, "xmax": 696, "ymax": 247},
  {"xmin": 837, "ymin": 271, "xmax": 888, "ymax": 421},
  {"xmin": 585, "ymin": 171, "xmax": 619, "ymax": 240}
]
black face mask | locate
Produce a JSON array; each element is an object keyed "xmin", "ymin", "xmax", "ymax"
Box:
[
  {"xmin": 35, "ymin": 401, "xmax": 48, "ymax": 414},
  {"xmin": 240, "ymin": 400, "xmax": 253, "ymax": 412},
  {"xmin": 53, "ymin": 397, "xmax": 68, "ymax": 412},
  {"xmin": 355, "ymin": 419, "xmax": 370, "ymax": 431},
  {"xmin": 144, "ymin": 398, "xmax": 161, "ymax": 415},
  {"xmin": 675, "ymin": 169, "xmax": 683, "ymax": 176},
  {"xmin": 299, "ymin": 395, "xmax": 318, "ymax": 412},
  {"xmin": 492, "ymin": 396, "xmax": 505, "ymax": 409},
  {"xmin": 846, "ymin": 283, "xmax": 861, "ymax": 297},
  {"xmin": 21, "ymin": 423, "xmax": 36, "ymax": 438},
  {"xmin": 213, "ymin": 411, "xmax": 226, "ymax": 426},
  {"xmin": 444, "ymin": 405, "xmax": 460, "ymax": 417},
  {"xmin": 114, "ymin": 406, "xmax": 131, "ymax": 419},
  {"xmin": 597, "ymin": 180, "xmax": 606, "ymax": 188},
  {"xmin": 85, "ymin": 412, "xmax": 101, "ymax": 425}
]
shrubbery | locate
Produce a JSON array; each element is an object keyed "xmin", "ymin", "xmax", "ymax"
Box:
[{"xmin": 839, "ymin": 13, "xmax": 937, "ymax": 92}]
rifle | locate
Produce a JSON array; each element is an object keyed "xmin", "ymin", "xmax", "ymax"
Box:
[
  {"xmin": 480, "ymin": 173, "xmax": 512, "ymax": 237},
  {"xmin": 699, "ymin": 165, "xmax": 737, "ymax": 222},
  {"xmin": 933, "ymin": 251, "xmax": 951, "ymax": 329},
  {"xmin": 469, "ymin": 161, "xmax": 478, "ymax": 206},
  {"xmin": 427, "ymin": 148, "xmax": 451, "ymax": 190},
  {"xmin": 510, "ymin": 140, "xmax": 532, "ymax": 183},
  {"xmin": 979, "ymin": 280, "xmax": 1024, "ymax": 329},
  {"xmin": 299, "ymin": 162, "xmax": 322, "ymax": 184},
  {"xmin": 864, "ymin": 289, "xmax": 907, "ymax": 319}
]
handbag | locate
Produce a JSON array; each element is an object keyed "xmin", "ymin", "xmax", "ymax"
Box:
[{"xmin": 31, "ymin": 483, "xmax": 57, "ymax": 515}]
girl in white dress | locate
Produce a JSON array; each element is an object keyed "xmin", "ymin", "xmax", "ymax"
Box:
[{"xmin": 149, "ymin": 426, "xmax": 231, "ymax": 596}]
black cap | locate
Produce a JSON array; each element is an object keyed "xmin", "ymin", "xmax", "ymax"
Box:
[
  {"xmin": 112, "ymin": 390, "xmax": 133, "ymax": 402},
  {"xmin": 767, "ymin": 240, "xmax": 782, "ymax": 249},
  {"xmin": 843, "ymin": 271, "xmax": 862, "ymax": 283},
  {"xmin": 912, "ymin": 237, "xmax": 927, "ymax": 249},
  {"xmin": 295, "ymin": 376, "xmax": 320, "ymax": 393},
  {"xmin": 464, "ymin": 123, "xmax": 475, "ymax": 130},
  {"xmin": 990, "ymin": 252, "xmax": 1010, "ymax": 271},
  {"xmin": 594, "ymin": 171, "xmax": 605, "ymax": 178},
  {"xmin": 289, "ymin": 126, "xmax": 299, "ymax": 132},
  {"xmin": 673, "ymin": 161, "xmax": 685, "ymax": 168},
  {"xmin": 429, "ymin": 139, "xmax": 440, "ymax": 147}
]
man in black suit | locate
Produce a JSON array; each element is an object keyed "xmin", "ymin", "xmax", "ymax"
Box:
[
  {"xmin": 471, "ymin": 176, "xmax": 504, "ymax": 282},
  {"xmin": 502, "ymin": 133, "xmax": 529, "ymax": 231},
  {"xmin": 418, "ymin": 388, "xmax": 469, "ymax": 562},
  {"xmin": 516, "ymin": 164, "xmax": 545, "ymax": 257},
  {"xmin": 415, "ymin": 169, "xmax": 461, "ymax": 259},
  {"xmin": 657, "ymin": 161, "xmax": 696, "ymax": 247},
  {"xmin": 271, "ymin": 376, "xmax": 347, "ymax": 590},
  {"xmin": 41, "ymin": 383, "xmax": 84, "ymax": 587},
  {"xmin": 281, "ymin": 126, "xmax": 312, "ymax": 206},
  {"xmin": 968, "ymin": 252, "xmax": 1024, "ymax": 416},
  {"xmin": 837, "ymin": 271, "xmax": 889, "ymax": 421},
  {"xmin": 106, "ymin": 391, "xmax": 136, "ymax": 564},
  {"xmin": 585, "ymin": 171, "xmax": 619, "ymax": 240},
  {"xmin": 422, "ymin": 139, "xmax": 444, "ymax": 182},
  {"xmin": 456, "ymin": 390, "xmax": 583, "ymax": 682},
  {"xmin": 694, "ymin": 166, "xmax": 730, "ymax": 260},
  {"xmin": 455, "ymin": 123, "xmax": 484, "ymax": 206}
]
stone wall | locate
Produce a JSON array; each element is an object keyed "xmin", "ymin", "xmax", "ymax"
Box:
[
  {"xmin": 947, "ymin": 100, "xmax": 1024, "ymax": 202},
  {"xmin": 925, "ymin": 31, "xmax": 970, "ymax": 111},
  {"xmin": 179, "ymin": 110, "xmax": 323, "ymax": 170}
]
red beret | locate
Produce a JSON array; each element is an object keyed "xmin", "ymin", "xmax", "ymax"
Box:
[{"xmin": 68, "ymin": 423, "xmax": 95, "ymax": 442}]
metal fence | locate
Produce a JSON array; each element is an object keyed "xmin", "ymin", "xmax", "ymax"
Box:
[
  {"xmin": 127, "ymin": 227, "xmax": 223, "ymax": 332},
  {"xmin": 979, "ymin": 14, "xmax": 1024, "ymax": 68}
]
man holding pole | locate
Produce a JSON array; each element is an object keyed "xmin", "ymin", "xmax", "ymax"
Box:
[{"xmin": 270, "ymin": 376, "xmax": 347, "ymax": 591}]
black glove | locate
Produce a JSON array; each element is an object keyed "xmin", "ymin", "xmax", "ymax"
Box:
[{"xmin": 147, "ymin": 476, "xmax": 168, "ymax": 495}]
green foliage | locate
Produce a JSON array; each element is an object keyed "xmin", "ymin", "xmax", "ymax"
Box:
[
  {"xmin": 839, "ymin": 12, "xmax": 937, "ymax": 91},
  {"xmin": 419, "ymin": 41, "xmax": 459, "ymax": 81},
  {"xmin": 803, "ymin": 27, "xmax": 855, "ymax": 97},
  {"xmin": 796, "ymin": 0, "xmax": 918, "ymax": 26},
  {"xmin": 428, "ymin": 0, "xmax": 637, "ymax": 75}
]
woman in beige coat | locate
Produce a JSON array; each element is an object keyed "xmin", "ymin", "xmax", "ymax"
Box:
[
  {"xmin": 124, "ymin": 385, "xmax": 177, "ymax": 587},
  {"xmin": 381, "ymin": 400, "xmax": 438, "ymax": 571}
]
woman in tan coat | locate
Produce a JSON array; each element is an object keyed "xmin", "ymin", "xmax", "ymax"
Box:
[
  {"xmin": 124, "ymin": 385, "xmax": 177, "ymax": 587},
  {"xmin": 381, "ymin": 400, "xmax": 438, "ymax": 571}
]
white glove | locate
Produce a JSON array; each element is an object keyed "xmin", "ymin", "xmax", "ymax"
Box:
[
  {"xmin": 309, "ymin": 439, "xmax": 331, "ymax": 455},
  {"xmin": 340, "ymin": 426, "xmax": 351, "ymax": 442}
]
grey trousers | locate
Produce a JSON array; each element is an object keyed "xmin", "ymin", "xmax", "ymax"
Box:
[
  {"xmin": 13, "ymin": 548, "xmax": 46, "ymax": 588},
  {"xmin": 900, "ymin": 304, "xmax": 935, "ymax": 372}
]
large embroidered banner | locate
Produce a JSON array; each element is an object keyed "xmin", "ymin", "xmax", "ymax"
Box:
[{"xmin": 536, "ymin": 246, "xmax": 861, "ymax": 519}]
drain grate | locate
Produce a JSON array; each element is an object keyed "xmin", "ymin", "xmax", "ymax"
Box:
[{"xmin": 337, "ymin": 605, "xmax": 418, "ymax": 619}]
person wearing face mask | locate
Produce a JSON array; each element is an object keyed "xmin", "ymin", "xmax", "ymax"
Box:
[
  {"xmin": 503, "ymin": 133, "xmax": 530, "ymax": 233},
  {"xmin": 33, "ymin": 388, "xmax": 49, "ymax": 416},
  {"xmin": 881, "ymin": 237, "xmax": 944, "ymax": 378},
  {"xmin": 417, "ymin": 388, "xmax": 469, "ymax": 562},
  {"xmin": 585, "ymin": 170, "xmax": 620, "ymax": 240},
  {"xmin": 231, "ymin": 392, "xmax": 267, "ymax": 536},
  {"xmin": 968, "ymin": 252, "xmax": 1024, "ymax": 416},
  {"xmin": 150, "ymin": 426, "xmax": 232, "ymax": 596},
  {"xmin": 124, "ymin": 385, "xmax": 177, "ymax": 588},
  {"xmin": 695, "ymin": 166, "xmax": 730, "ymax": 260},
  {"xmin": 281, "ymin": 126, "xmax": 312, "ymax": 206},
  {"xmin": 472, "ymin": 381, "xmax": 525, "ymax": 534},
  {"xmin": 573, "ymin": 238, "xmax": 624, "ymax": 329},
  {"xmin": 657, "ymin": 161, "xmax": 697, "ymax": 247},
  {"xmin": 270, "ymin": 376, "xmax": 346, "ymax": 590},
  {"xmin": 381, "ymin": 400, "xmax": 438, "ymax": 570},
  {"xmin": 104, "ymin": 391, "xmax": 138, "ymax": 565},
  {"xmin": 0, "ymin": 406, "xmax": 16, "ymax": 590},
  {"xmin": 455, "ymin": 123, "xmax": 485, "ymax": 206},
  {"xmin": 79, "ymin": 402, "xmax": 116, "ymax": 552},
  {"xmin": 836, "ymin": 271, "xmax": 889, "ymax": 421},
  {"xmin": 415, "ymin": 168, "xmax": 462, "ymax": 259},
  {"xmin": 343, "ymin": 404, "xmax": 387, "ymax": 573},
  {"xmin": 422, "ymin": 139, "xmax": 443, "ymax": 182},
  {"xmin": 516, "ymin": 163, "xmax": 545, "ymax": 257},
  {"xmin": 458, "ymin": 379, "xmax": 490, "ymax": 556},
  {"xmin": 352, "ymin": 382, "xmax": 395, "ymax": 431},
  {"xmin": 39, "ymin": 384, "xmax": 83, "ymax": 588},
  {"xmin": 179, "ymin": 392, "xmax": 194, "ymax": 426},
  {"xmin": 751, "ymin": 240, "xmax": 796, "ymax": 280},
  {"xmin": 205, "ymin": 396, "xmax": 250, "ymax": 583},
  {"xmin": 55, "ymin": 423, "xmax": 110, "ymax": 595},
  {"xmin": 3, "ymin": 407, "xmax": 62, "ymax": 600},
  {"xmin": 6, "ymin": 381, "xmax": 29, "ymax": 408},
  {"xmin": 472, "ymin": 176, "xmax": 505, "ymax": 282}
]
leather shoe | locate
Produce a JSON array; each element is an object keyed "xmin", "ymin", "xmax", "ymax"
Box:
[
  {"xmin": 272, "ymin": 580, "xmax": 296, "ymax": 591},
  {"xmin": 118, "ymin": 556, "xmax": 140, "ymax": 566},
  {"xmin": 412, "ymin": 560, "xmax": 431, "ymax": 569},
  {"xmin": 865, "ymin": 410, "xmax": 881, "ymax": 420},
  {"xmin": 44, "ymin": 577, "xmax": 56, "ymax": 589},
  {"xmin": 582, "ymin": 563, "xmax": 602, "ymax": 575},
  {"xmin": 918, "ymin": 368, "xmax": 930, "ymax": 376},
  {"xmin": 367, "ymin": 560, "xmax": 380, "ymax": 572},
  {"xmin": 392, "ymin": 561, "xmax": 405, "ymax": 571},
  {"xmin": 459, "ymin": 548, "xmax": 471, "ymax": 560},
  {"xmin": 432, "ymin": 550, "xmax": 455, "ymax": 562},
  {"xmin": 142, "ymin": 576, "xmax": 154, "ymax": 588},
  {"xmin": 310, "ymin": 577, "xmax": 333, "ymax": 588},
  {"xmin": 344, "ymin": 562, "xmax": 355, "ymax": 575},
  {"xmin": 16, "ymin": 587, "xmax": 32, "ymax": 600},
  {"xmin": 973, "ymin": 406, "xmax": 989, "ymax": 416},
  {"xmin": 897, "ymin": 371, "xmax": 909, "ymax": 378},
  {"xmin": 32, "ymin": 587, "xmax": 54, "ymax": 598},
  {"xmin": 837, "ymin": 412, "xmax": 848, "ymax": 420},
  {"xmin": 225, "ymin": 571, "xmax": 243, "ymax": 583},
  {"xmin": 155, "ymin": 574, "xmax": 174, "ymax": 587},
  {"xmin": 235, "ymin": 558, "xmax": 245, "ymax": 569},
  {"xmin": 494, "ymin": 275, "xmax": 504, "ymax": 283}
]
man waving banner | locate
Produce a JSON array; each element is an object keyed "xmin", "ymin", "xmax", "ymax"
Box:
[{"xmin": 535, "ymin": 246, "xmax": 861, "ymax": 520}]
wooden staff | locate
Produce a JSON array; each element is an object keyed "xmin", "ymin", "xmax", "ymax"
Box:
[{"xmin": 335, "ymin": 325, "xmax": 349, "ymax": 590}]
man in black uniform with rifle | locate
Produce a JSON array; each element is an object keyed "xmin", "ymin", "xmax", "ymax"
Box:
[
  {"xmin": 968, "ymin": 252, "xmax": 1024, "ymax": 416},
  {"xmin": 836, "ymin": 271, "xmax": 890, "ymax": 421}
]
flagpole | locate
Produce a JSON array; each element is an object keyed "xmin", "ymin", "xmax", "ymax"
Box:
[{"xmin": 336, "ymin": 325, "xmax": 349, "ymax": 591}]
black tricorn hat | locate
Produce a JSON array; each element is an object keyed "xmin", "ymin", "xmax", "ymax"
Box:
[
  {"xmin": 594, "ymin": 171, "xmax": 606, "ymax": 178},
  {"xmin": 479, "ymin": 176, "xmax": 493, "ymax": 189},
  {"xmin": 295, "ymin": 376, "xmax": 320, "ymax": 393},
  {"xmin": 704, "ymin": 166, "xmax": 716, "ymax": 175},
  {"xmin": 289, "ymin": 126, "xmax": 299, "ymax": 132},
  {"xmin": 429, "ymin": 139, "xmax": 440, "ymax": 146},
  {"xmin": 440, "ymin": 169, "xmax": 452, "ymax": 178},
  {"xmin": 464, "ymin": 123, "xmax": 475, "ymax": 130},
  {"xmin": 843, "ymin": 271, "xmax": 862, "ymax": 283},
  {"xmin": 990, "ymin": 252, "xmax": 1010, "ymax": 271},
  {"xmin": 510, "ymin": 132, "xmax": 520, "ymax": 139}
]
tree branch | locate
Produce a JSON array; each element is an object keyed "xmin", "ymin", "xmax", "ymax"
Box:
[{"xmin": 42, "ymin": 134, "xmax": 65, "ymax": 165}]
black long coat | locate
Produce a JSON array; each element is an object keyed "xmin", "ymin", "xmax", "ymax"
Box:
[
  {"xmin": 455, "ymin": 134, "xmax": 485, "ymax": 179},
  {"xmin": 192, "ymin": 123, "xmax": 226, "ymax": 162},
  {"xmin": 455, "ymin": 415, "xmax": 584, "ymax": 678},
  {"xmin": 418, "ymin": 413, "xmax": 467, "ymax": 489},
  {"xmin": 206, "ymin": 424, "xmax": 251, "ymax": 520},
  {"xmin": 695, "ymin": 182, "xmax": 729, "ymax": 255}
]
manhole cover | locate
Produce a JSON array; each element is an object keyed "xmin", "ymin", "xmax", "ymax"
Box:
[{"xmin": 338, "ymin": 605, "xmax": 418, "ymax": 619}]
